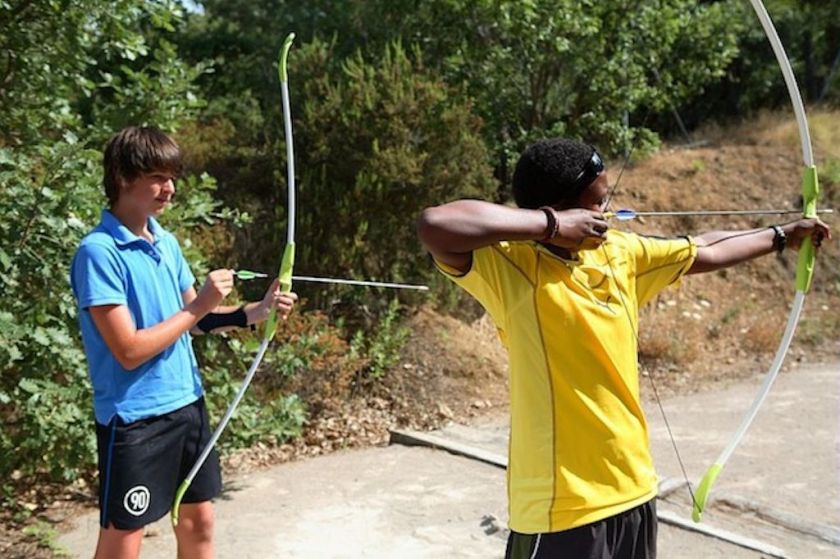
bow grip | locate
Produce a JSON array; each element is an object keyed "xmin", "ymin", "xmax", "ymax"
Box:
[
  {"xmin": 795, "ymin": 165, "xmax": 819, "ymax": 293},
  {"xmin": 264, "ymin": 242, "xmax": 295, "ymax": 340}
]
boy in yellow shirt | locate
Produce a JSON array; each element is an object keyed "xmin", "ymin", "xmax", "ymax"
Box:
[{"xmin": 416, "ymin": 138, "xmax": 829, "ymax": 558}]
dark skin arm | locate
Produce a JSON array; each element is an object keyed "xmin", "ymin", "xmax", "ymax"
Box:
[
  {"xmin": 689, "ymin": 218, "xmax": 831, "ymax": 274},
  {"xmin": 416, "ymin": 200, "xmax": 608, "ymax": 274},
  {"xmin": 417, "ymin": 173, "xmax": 613, "ymax": 272}
]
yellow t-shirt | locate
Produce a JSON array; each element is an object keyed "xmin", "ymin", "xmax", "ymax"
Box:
[{"xmin": 436, "ymin": 230, "xmax": 697, "ymax": 533}]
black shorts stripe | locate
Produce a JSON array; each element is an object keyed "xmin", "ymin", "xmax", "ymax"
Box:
[{"xmin": 99, "ymin": 420, "xmax": 118, "ymax": 528}]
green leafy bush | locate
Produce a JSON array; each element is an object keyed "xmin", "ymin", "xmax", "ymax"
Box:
[
  {"xmin": 349, "ymin": 298, "xmax": 410, "ymax": 381},
  {"xmin": 0, "ymin": 138, "xmax": 105, "ymax": 489},
  {"xmin": 290, "ymin": 39, "xmax": 495, "ymax": 312},
  {"xmin": 197, "ymin": 336, "xmax": 307, "ymax": 452}
]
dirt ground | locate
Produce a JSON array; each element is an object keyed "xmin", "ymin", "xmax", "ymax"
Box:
[{"xmin": 4, "ymin": 112, "xmax": 839, "ymax": 556}]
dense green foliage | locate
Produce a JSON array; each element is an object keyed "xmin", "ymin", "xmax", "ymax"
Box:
[
  {"xmin": 0, "ymin": 0, "xmax": 244, "ymax": 510},
  {"xmin": 290, "ymin": 39, "xmax": 494, "ymax": 308},
  {"xmin": 676, "ymin": 1, "xmax": 840, "ymax": 131},
  {"xmin": 0, "ymin": 0, "xmax": 837, "ymax": 520},
  {"xmin": 183, "ymin": 0, "xmax": 744, "ymax": 183}
]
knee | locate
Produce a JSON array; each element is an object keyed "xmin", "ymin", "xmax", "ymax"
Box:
[
  {"xmin": 192, "ymin": 507, "xmax": 214, "ymax": 539},
  {"xmin": 180, "ymin": 503, "xmax": 215, "ymax": 542}
]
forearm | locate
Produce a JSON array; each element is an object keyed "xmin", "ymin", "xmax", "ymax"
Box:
[
  {"xmin": 689, "ymin": 227, "xmax": 775, "ymax": 274},
  {"xmin": 417, "ymin": 200, "xmax": 548, "ymax": 255},
  {"xmin": 117, "ymin": 303, "xmax": 208, "ymax": 369},
  {"xmin": 693, "ymin": 217, "xmax": 832, "ymax": 274}
]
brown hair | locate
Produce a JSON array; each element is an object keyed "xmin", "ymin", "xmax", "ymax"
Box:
[{"xmin": 103, "ymin": 126, "xmax": 182, "ymax": 205}]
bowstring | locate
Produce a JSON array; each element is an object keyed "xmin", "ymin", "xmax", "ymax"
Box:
[
  {"xmin": 603, "ymin": 109, "xmax": 650, "ymax": 211},
  {"xmin": 600, "ymin": 112, "xmax": 700, "ymax": 512}
]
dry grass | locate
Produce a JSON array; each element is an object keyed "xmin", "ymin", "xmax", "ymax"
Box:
[
  {"xmin": 608, "ymin": 109, "xmax": 840, "ymax": 387},
  {"xmin": 742, "ymin": 316, "xmax": 784, "ymax": 354},
  {"xmin": 691, "ymin": 108, "xmax": 840, "ymax": 154}
]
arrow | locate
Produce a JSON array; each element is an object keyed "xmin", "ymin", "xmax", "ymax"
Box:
[
  {"xmin": 234, "ymin": 269, "xmax": 429, "ymax": 291},
  {"xmin": 605, "ymin": 208, "xmax": 833, "ymax": 221}
]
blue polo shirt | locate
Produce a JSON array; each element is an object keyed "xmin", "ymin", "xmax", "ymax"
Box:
[{"xmin": 71, "ymin": 210, "xmax": 202, "ymax": 425}]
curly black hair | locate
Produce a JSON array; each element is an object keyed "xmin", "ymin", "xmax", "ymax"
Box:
[{"xmin": 511, "ymin": 138, "xmax": 595, "ymax": 209}]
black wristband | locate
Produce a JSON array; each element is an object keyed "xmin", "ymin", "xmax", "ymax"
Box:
[
  {"xmin": 539, "ymin": 206, "xmax": 559, "ymax": 240},
  {"xmin": 770, "ymin": 225, "xmax": 786, "ymax": 253},
  {"xmin": 196, "ymin": 305, "xmax": 249, "ymax": 333}
]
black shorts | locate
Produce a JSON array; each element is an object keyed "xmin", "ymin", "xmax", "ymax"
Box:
[
  {"xmin": 96, "ymin": 396, "xmax": 222, "ymax": 530},
  {"xmin": 506, "ymin": 499, "xmax": 657, "ymax": 559}
]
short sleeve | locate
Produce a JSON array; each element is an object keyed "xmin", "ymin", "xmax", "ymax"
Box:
[
  {"xmin": 71, "ymin": 243, "xmax": 127, "ymax": 309},
  {"xmin": 630, "ymin": 235, "xmax": 697, "ymax": 307},
  {"xmin": 433, "ymin": 242, "xmax": 537, "ymax": 341},
  {"xmin": 436, "ymin": 247, "xmax": 505, "ymax": 324}
]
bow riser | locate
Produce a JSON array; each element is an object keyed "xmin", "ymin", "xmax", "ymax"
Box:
[{"xmin": 796, "ymin": 166, "xmax": 819, "ymax": 293}]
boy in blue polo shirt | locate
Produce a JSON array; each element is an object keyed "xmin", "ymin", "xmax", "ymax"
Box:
[{"xmin": 71, "ymin": 126, "xmax": 297, "ymax": 559}]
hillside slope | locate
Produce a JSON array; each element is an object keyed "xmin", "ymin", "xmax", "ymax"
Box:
[{"xmin": 397, "ymin": 109, "xmax": 840, "ymax": 415}]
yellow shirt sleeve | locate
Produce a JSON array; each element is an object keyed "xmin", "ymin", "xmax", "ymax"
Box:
[
  {"xmin": 630, "ymin": 234, "xmax": 697, "ymax": 307},
  {"xmin": 434, "ymin": 242, "xmax": 537, "ymax": 346}
]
